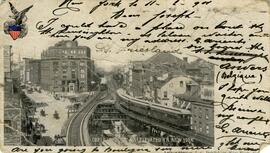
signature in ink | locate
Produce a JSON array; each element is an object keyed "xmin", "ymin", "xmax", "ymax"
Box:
[{"xmin": 53, "ymin": 0, "xmax": 83, "ymax": 16}]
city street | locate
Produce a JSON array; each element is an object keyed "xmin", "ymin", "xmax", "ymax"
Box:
[
  {"xmin": 25, "ymin": 90, "xmax": 72, "ymax": 139},
  {"xmin": 3, "ymin": 38, "xmax": 215, "ymax": 146}
]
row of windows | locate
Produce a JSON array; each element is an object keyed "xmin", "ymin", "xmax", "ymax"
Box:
[
  {"xmin": 54, "ymin": 68, "xmax": 86, "ymax": 73},
  {"xmin": 193, "ymin": 112, "xmax": 209, "ymax": 119},
  {"xmin": 193, "ymin": 125, "xmax": 210, "ymax": 134},
  {"xmin": 54, "ymin": 68, "xmax": 86, "ymax": 77},
  {"xmin": 53, "ymin": 61, "xmax": 86, "ymax": 66},
  {"xmin": 193, "ymin": 107, "xmax": 210, "ymax": 119},
  {"xmin": 62, "ymin": 62, "xmax": 85, "ymax": 66},
  {"xmin": 55, "ymin": 81, "xmax": 85, "ymax": 86},
  {"xmin": 44, "ymin": 49, "xmax": 87, "ymax": 56},
  {"xmin": 61, "ymin": 73, "xmax": 85, "ymax": 79}
]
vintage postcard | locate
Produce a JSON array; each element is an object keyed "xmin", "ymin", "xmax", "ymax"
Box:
[{"xmin": 0, "ymin": 0, "xmax": 269, "ymax": 152}]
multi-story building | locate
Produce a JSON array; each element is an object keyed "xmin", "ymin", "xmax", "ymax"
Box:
[
  {"xmin": 157, "ymin": 75, "xmax": 199, "ymax": 107},
  {"xmin": 20, "ymin": 58, "xmax": 32, "ymax": 85},
  {"xmin": 4, "ymin": 45, "xmax": 12, "ymax": 78},
  {"xmin": 29, "ymin": 59, "xmax": 41, "ymax": 86},
  {"xmin": 190, "ymin": 82, "xmax": 214, "ymax": 142},
  {"xmin": 19, "ymin": 58, "xmax": 41, "ymax": 87},
  {"xmin": 40, "ymin": 40, "xmax": 94, "ymax": 93}
]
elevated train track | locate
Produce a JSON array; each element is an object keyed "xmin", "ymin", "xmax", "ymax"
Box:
[
  {"xmin": 66, "ymin": 75, "xmax": 116, "ymax": 146},
  {"xmin": 66, "ymin": 90, "xmax": 108, "ymax": 146}
]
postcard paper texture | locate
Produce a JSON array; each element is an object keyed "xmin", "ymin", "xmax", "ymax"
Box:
[{"xmin": 0, "ymin": 0, "xmax": 270, "ymax": 152}]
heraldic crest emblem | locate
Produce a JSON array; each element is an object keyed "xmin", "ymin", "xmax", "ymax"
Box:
[{"xmin": 4, "ymin": 2, "xmax": 33, "ymax": 40}]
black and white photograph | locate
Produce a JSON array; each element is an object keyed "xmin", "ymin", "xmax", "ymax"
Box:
[
  {"xmin": 1, "ymin": 0, "xmax": 270, "ymax": 152},
  {"xmin": 3, "ymin": 41, "xmax": 214, "ymax": 146}
]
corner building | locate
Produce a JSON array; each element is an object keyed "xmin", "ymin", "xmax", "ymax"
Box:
[{"xmin": 40, "ymin": 40, "xmax": 94, "ymax": 93}]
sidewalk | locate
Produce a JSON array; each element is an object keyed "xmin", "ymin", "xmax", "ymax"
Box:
[{"xmin": 25, "ymin": 90, "xmax": 72, "ymax": 138}]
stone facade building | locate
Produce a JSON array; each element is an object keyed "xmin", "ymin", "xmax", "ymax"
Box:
[{"xmin": 40, "ymin": 40, "xmax": 94, "ymax": 93}]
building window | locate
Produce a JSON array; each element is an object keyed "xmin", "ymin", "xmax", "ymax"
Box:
[
  {"xmin": 163, "ymin": 91, "xmax": 167, "ymax": 98},
  {"xmin": 62, "ymin": 69, "xmax": 67, "ymax": 74},
  {"xmin": 53, "ymin": 62, "xmax": 59, "ymax": 72},
  {"xmin": 199, "ymin": 127, "xmax": 202, "ymax": 133},
  {"xmin": 205, "ymin": 109, "xmax": 209, "ymax": 119},
  {"xmin": 62, "ymin": 80, "xmax": 65, "ymax": 85},
  {"xmin": 80, "ymin": 73, "xmax": 85, "ymax": 79},
  {"xmin": 204, "ymin": 89, "xmax": 213, "ymax": 97},
  {"xmin": 80, "ymin": 62, "xmax": 85, "ymax": 66},
  {"xmin": 206, "ymin": 125, "xmax": 209, "ymax": 134},
  {"xmin": 72, "ymin": 71, "xmax": 76, "ymax": 79},
  {"xmin": 71, "ymin": 61, "xmax": 76, "ymax": 67},
  {"xmin": 180, "ymin": 81, "xmax": 183, "ymax": 87}
]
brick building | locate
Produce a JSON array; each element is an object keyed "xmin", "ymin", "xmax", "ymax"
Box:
[{"xmin": 40, "ymin": 40, "xmax": 94, "ymax": 93}]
